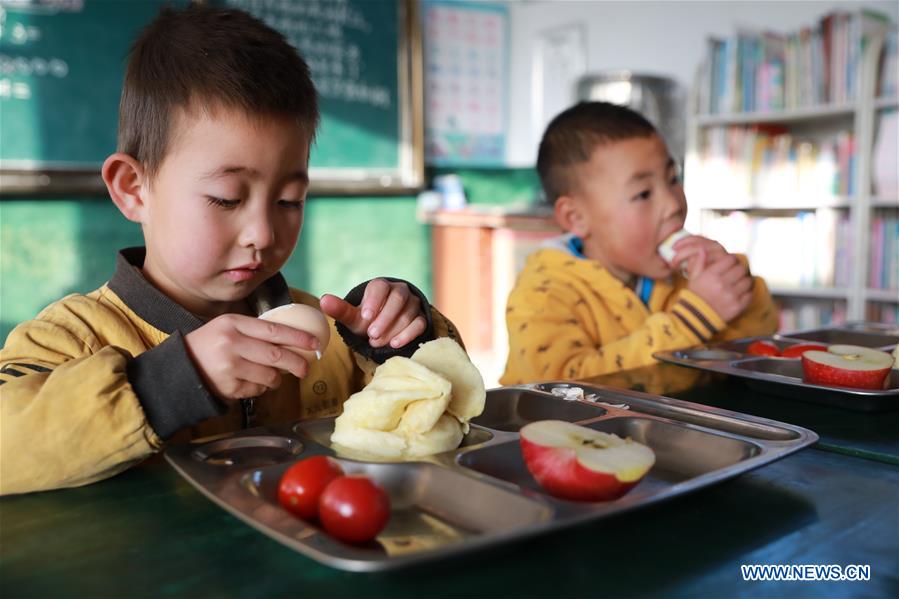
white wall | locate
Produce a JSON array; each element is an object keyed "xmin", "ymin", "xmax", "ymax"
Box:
[{"xmin": 507, "ymin": 0, "xmax": 899, "ymax": 166}]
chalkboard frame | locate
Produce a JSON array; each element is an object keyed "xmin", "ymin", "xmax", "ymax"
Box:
[
  {"xmin": 308, "ymin": 0, "xmax": 424, "ymax": 195},
  {"xmin": 0, "ymin": 0, "xmax": 424, "ymax": 197}
]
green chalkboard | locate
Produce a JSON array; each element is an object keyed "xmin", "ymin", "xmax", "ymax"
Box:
[
  {"xmin": 0, "ymin": 0, "xmax": 170, "ymax": 169},
  {"xmin": 0, "ymin": 0, "xmax": 423, "ymax": 195}
]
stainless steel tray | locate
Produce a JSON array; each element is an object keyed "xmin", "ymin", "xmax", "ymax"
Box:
[
  {"xmin": 654, "ymin": 323, "xmax": 899, "ymax": 412},
  {"xmin": 165, "ymin": 383, "xmax": 817, "ymax": 572}
]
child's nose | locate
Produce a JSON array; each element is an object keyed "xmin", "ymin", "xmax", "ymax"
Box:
[
  {"xmin": 239, "ymin": 207, "xmax": 275, "ymax": 249},
  {"xmin": 662, "ymin": 185, "xmax": 686, "ymax": 218}
]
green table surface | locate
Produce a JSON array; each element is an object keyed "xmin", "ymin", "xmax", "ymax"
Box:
[
  {"xmin": 1, "ymin": 445, "xmax": 897, "ymax": 597},
  {"xmin": 585, "ymin": 364, "xmax": 899, "ymax": 464},
  {"xmin": 3, "ymin": 364, "xmax": 899, "ymax": 597}
]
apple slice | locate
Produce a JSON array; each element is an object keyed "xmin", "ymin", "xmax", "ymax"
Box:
[
  {"xmin": 519, "ymin": 420, "xmax": 655, "ymax": 502},
  {"xmin": 780, "ymin": 343, "xmax": 827, "ymax": 359},
  {"xmin": 746, "ymin": 340, "xmax": 781, "ymax": 357},
  {"xmin": 801, "ymin": 345, "xmax": 894, "ymax": 390}
]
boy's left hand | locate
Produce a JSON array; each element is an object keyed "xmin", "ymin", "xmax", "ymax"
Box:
[{"xmin": 320, "ymin": 278, "xmax": 427, "ymax": 349}]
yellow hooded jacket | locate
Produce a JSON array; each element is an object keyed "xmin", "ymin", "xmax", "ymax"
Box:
[
  {"xmin": 500, "ymin": 245, "xmax": 778, "ymax": 385},
  {"xmin": 0, "ymin": 248, "xmax": 460, "ymax": 495}
]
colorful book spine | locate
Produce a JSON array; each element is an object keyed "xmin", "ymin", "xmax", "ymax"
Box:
[
  {"xmin": 868, "ymin": 214, "xmax": 899, "ymax": 290},
  {"xmin": 701, "ymin": 210, "xmax": 852, "ymax": 290},
  {"xmin": 693, "ymin": 127, "xmax": 854, "ymax": 203},
  {"xmin": 701, "ymin": 10, "xmax": 892, "ymax": 114}
]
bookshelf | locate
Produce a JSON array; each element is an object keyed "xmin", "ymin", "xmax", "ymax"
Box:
[
  {"xmin": 686, "ymin": 16, "xmax": 898, "ymax": 329},
  {"xmin": 695, "ymin": 103, "xmax": 855, "ymax": 126}
]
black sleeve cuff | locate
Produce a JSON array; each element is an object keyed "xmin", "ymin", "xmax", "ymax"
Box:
[
  {"xmin": 335, "ymin": 277, "xmax": 437, "ymax": 364},
  {"xmin": 126, "ymin": 330, "xmax": 226, "ymax": 439}
]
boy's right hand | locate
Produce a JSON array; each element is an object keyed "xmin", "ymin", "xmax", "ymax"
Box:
[
  {"xmin": 686, "ymin": 252, "xmax": 753, "ymax": 322},
  {"xmin": 183, "ymin": 314, "xmax": 320, "ymax": 404}
]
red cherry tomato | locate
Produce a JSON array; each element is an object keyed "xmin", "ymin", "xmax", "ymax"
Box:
[
  {"xmin": 746, "ymin": 340, "xmax": 781, "ymax": 357},
  {"xmin": 278, "ymin": 456, "xmax": 344, "ymax": 520},
  {"xmin": 319, "ymin": 476, "xmax": 390, "ymax": 544},
  {"xmin": 781, "ymin": 343, "xmax": 828, "ymax": 358}
]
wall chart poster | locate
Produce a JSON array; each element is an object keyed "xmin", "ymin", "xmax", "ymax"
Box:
[{"xmin": 423, "ymin": 0, "xmax": 508, "ymax": 166}]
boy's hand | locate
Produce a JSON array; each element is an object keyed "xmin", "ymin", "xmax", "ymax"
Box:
[
  {"xmin": 183, "ymin": 314, "xmax": 320, "ymax": 404},
  {"xmin": 320, "ymin": 278, "xmax": 427, "ymax": 349},
  {"xmin": 686, "ymin": 251, "xmax": 754, "ymax": 322},
  {"xmin": 669, "ymin": 235, "xmax": 727, "ymax": 275}
]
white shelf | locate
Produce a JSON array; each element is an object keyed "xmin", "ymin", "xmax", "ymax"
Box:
[
  {"xmin": 871, "ymin": 196, "xmax": 899, "ymax": 207},
  {"xmin": 689, "ymin": 31, "xmax": 893, "ymax": 323},
  {"xmin": 696, "ymin": 103, "xmax": 855, "ymax": 127},
  {"xmin": 695, "ymin": 196, "xmax": 853, "ymax": 211},
  {"xmin": 770, "ymin": 287, "xmax": 849, "ymax": 300},
  {"xmin": 865, "ymin": 289, "xmax": 899, "ymax": 302}
]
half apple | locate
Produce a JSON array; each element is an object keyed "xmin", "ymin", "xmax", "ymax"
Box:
[
  {"xmin": 519, "ymin": 420, "xmax": 655, "ymax": 502},
  {"xmin": 801, "ymin": 344, "xmax": 894, "ymax": 390}
]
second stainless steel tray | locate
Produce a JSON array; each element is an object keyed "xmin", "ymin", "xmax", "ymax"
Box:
[
  {"xmin": 654, "ymin": 324, "xmax": 899, "ymax": 412},
  {"xmin": 165, "ymin": 382, "xmax": 817, "ymax": 571}
]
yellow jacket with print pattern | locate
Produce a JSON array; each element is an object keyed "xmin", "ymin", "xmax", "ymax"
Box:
[
  {"xmin": 0, "ymin": 248, "xmax": 461, "ymax": 495},
  {"xmin": 500, "ymin": 246, "xmax": 778, "ymax": 385}
]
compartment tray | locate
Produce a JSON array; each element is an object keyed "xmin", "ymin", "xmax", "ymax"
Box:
[
  {"xmin": 165, "ymin": 383, "xmax": 816, "ymax": 571},
  {"xmin": 654, "ymin": 323, "xmax": 899, "ymax": 412}
]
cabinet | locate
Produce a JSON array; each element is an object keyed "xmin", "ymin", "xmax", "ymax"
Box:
[{"xmin": 426, "ymin": 208, "xmax": 560, "ymax": 386}]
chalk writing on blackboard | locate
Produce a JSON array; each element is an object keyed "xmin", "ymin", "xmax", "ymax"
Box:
[
  {"xmin": 224, "ymin": 0, "xmax": 392, "ymax": 110},
  {"xmin": 0, "ymin": 0, "xmax": 422, "ymax": 195},
  {"xmin": 0, "ymin": 0, "xmax": 77, "ymax": 104}
]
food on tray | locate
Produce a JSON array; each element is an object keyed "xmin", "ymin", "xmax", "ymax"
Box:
[
  {"xmin": 259, "ymin": 303, "xmax": 331, "ymax": 361},
  {"xmin": 746, "ymin": 340, "xmax": 781, "ymax": 357},
  {"xmin": 780, "ymin": 343, "xmax": 828, "ymax": 358},
  {"xmin": 277, "ymin": 457, "xmax": 391, "ymax": 544},
  {"xmin": 893, "ymin": 344, "xmax": 899, "ymax": 363},
  {"xmin": 408, "ymin": 338, "xmax": 487, "ymax": 425},
  {"xmin": 801, "ymin": 344, "xmax": 894, "ymax": 390},
  {"xmin": 278, "ymin": 456, "xmax": 344, "ymax": 519},
  {"xmin": 746, "ymin": 341, "xmax": 831, "ymax": 359},
  {"xmin": 657, "ymin": 229, "xmax": 692, "ymax": 267},
  {"xmin": 519, "ymin": 420, "xmax": 655, "ymax": 502},
  {"xmin": 319, "ymin": 476, "xmax": 391, "ymax": 544},
  {"xmin": 330, "ymin": 338, "xmax": 486, "ymax": 458}
]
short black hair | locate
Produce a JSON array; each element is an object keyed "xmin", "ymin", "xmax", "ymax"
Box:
[
  {"xmin": 119, "ymin": 3, "xmax": 319, "ymax": 177},
  {"xmin": 537, "ymin": 101, "xmax": 658, "ymax": 203}
]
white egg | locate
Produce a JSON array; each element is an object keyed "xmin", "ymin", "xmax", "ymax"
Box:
[
  {"xmin": 258, "ymin": 303, "xmax": 331, "ymax": 361},
  {"xmin": 658, "ymin": 229, "xmax": 693, "ymax": 265}
]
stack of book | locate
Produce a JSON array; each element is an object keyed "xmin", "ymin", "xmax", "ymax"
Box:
[
  {"xmin": 868, "ymin": 304, "xmax": 899, "ymax": 323},
  {"xmin": 779, "ymin": 302, "xmax": 847, "ymax": 330},
  {"xmin": 701, "ymin": 209, "xmax": 851, "ymax": 289},
  {"xmin": 699, "ymin": 9, "xmax": 892, "ymax": 114},
  {"xmin": 691, "ymin": 126, "xmax": 855, "ymax": 204},
  {"xmin": 869, "ymin": 214, "xmax": 899, "ymax": 290}
]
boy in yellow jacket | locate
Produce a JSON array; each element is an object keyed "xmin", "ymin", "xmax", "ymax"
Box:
[
  {"xmin": 501, "ymin": 102, "xmax": 778, "ymax": 384},
  {"xmin": 0, "ymin": 5, "xmax": 460, "ymax": 495}
]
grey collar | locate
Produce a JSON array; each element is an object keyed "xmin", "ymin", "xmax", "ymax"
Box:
[{"xmin": 108, "ymin": 247, "xmax": 292, "ymax": 334}]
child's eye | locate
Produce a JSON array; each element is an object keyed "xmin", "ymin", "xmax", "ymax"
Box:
[
  {"xmin": 278, "ymin": 199, "xmax": 304, "ymax": 210},
  {"xmin": 206, "ymin": 196, "xmax": 240, "ymax": 209},
  {"xmin": 632, "ymin": 190, "xmax": 652, "ymax": 201}
]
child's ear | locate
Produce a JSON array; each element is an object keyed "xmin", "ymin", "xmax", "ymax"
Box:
[
  {"xmin": 554, "ymin": 195, "xmax": 590, "ymax": 238},
  {"xmin": 102, "ymin": 152, "xmax": 146, "ymax": 223}
]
